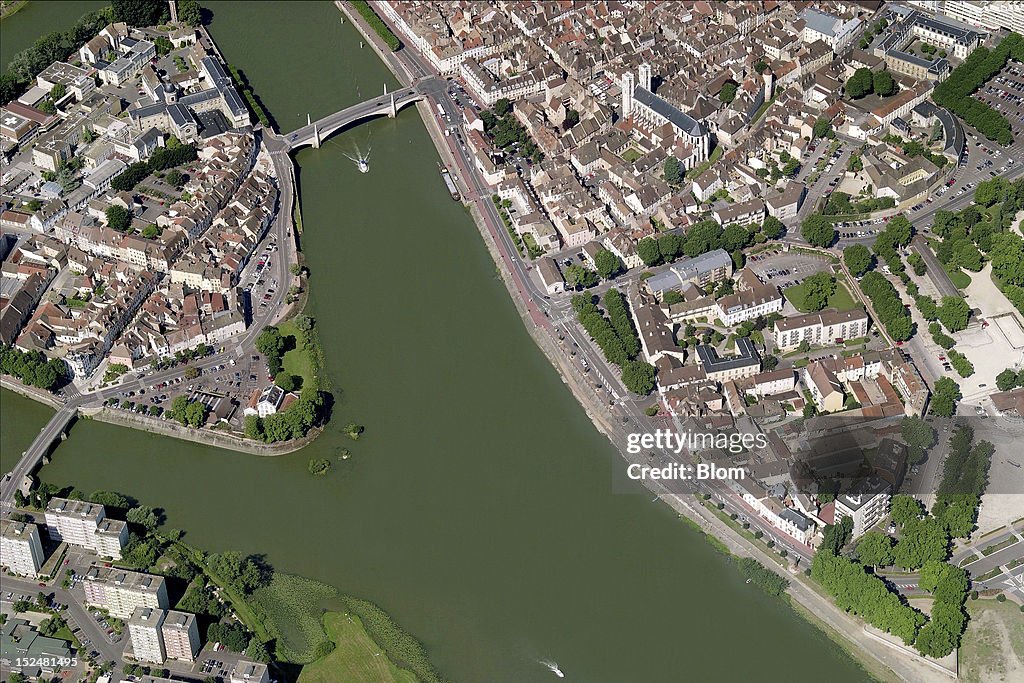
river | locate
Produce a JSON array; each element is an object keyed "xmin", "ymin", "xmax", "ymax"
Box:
[
  {"xmin": 5, "ymin": 1, "xmax": 876, "ymax": 680},
  {"xmin": 1, "ymin": 0, "xmax": 106, "ymax": 72}
]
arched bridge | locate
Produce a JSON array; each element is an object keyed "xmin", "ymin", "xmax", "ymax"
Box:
[{"xmin": 284, "ymin": 85, "xmax": 425, "ymax": 150}]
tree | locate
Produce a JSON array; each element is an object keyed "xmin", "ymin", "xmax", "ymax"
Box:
[
  {"xmin": 762, "ymin": 215, "xmax": 784, "ymax": 239},
  {"xmin": 142, "ymin": 223, "xmax": 161, "ymax": 239},
  {"xmin": 246, "ymin": 638, "xmax": 271, "ymax": 663},
  {"xmin": 931, "ymin": 377, "xmax": 961, "ymax": 418},
  {"xmin": 255, "ymin": 326, "xmax": 285, "ymax": 359},
  {"xmin": 996, "ymin": 368, "xmax": 1021, "ymax": 391},
  {"xmin": 820, "ymin": 516, "xmax": 853, "ymax": 555},
  {"xmin": 165, "ymin": 169, "xmax": 184, "ymax": 187},
  {"xmin": 637, "ymin": 237, "xmax": 661, "ymax": 266},
  {"xmin": 493, "ymin": 98, "xmax": 511, "ymax": 117},
  {"xmin": 594, "ymin": 249, "xmax": 623, "ymax": 279},
  {"xmin": 112, "ymin": 0, "xmax": 167, "ymax": 26},
  {"xmin": 891, "ymin": 494, "xmax": 925, "ymax": 526},
  {"xmin": 872, "ymin": 70, "xmax": 896, "ymax": 97},
  {"xmin": 812, "ymin": 116, "xmax": 833, "ymax": 139},
  {"xmin": 844, "ymin": 243, "xmax": 874, "ymax": 277},
  {"xmin": 892, "ymin": 517, "xmax": 949, "ymax": 569},
  {"xmin": 565, "ymin": 264, "xmax": 598, "ymax": 289},
  {"xmin": 754, "ymin": 59, "xmax": 768, "ymax": 74},
  {"xmin": 845, "ymin": 68, "xmax": 874, "ymax": 99},
  {"xmin": 178, "ymin": 0, "xmax": 202, "ymax": 25},
  {"xmin": 126, "ymin": 505, "xmax": 159, "ymax": 531},
  {"xmin": 800, "ymin": 213, "xmax": 835, "ymax": 247},
  {"xmin": 106, "ymin": 204, "xmax": 131, "ymax": 232},
  {"xmin": 901, "ymin": 416, "xmax": 936, "ymax": 464},
  {"xmin": 800, "ymin": 273, "xmax": 836, "ymax": 312},
  {"xmin": 562, "ymin": 108, "xmax": 580, "ymax": 130},
  {"xmin": 937, "ymin": 296, "xmax": 970, "ymax": 332},
  {"xmin": 856, "ymin": 531, "xmax": 894, "ymax": 567},
  {"xmin": 721, "ymin": 224, "xmax": 751, "ymax": 252},
  {"xmin": 184, "ymin": 366, "xmax": 199, "ymax": 380},
  {"xmin": 664, "ymin": 156, "xmax": 683, "ymax": 185},
  {"xmin": 275, "ymin": 373, "xmax": 298, "ymax": 392},
  {"xmin": 90, "ymin": 491, "xmax": 131, "ymax": 509},
  {"xmin": 885, "ymin": 216, "xmax": 913, "ymax": 247},
  {"xmin": 683, "ymin": 220, "xmax": 723, "ymax": 257},
  {"xmin": 621, "ymin": 360, "xmax": 656, "ymax": 395},
  {"xmin": 657, "ymin": 233, "xmax": 682, "ymax": 261},
  {"xmin": 308, "ymin": 458, "xmax": 331, "ymax": 476},
  {"xmin": 719, "ymin": 80, "xmax": 738, "ymax": 104}
]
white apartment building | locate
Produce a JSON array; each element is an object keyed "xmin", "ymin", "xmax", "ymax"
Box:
[
  {"xmin": 44, "ymin": 498, "xmax": 128, "ymax": 559},
  {"xmin": 128, "ymin": 607, "xmax": 166, "ymax": 664},
  {"xmin": 834, "ymin": 479, "xmax": 891, "ymax": 538},
  {"xmin": 1, "ymin": 520, "xmax": 46, "ymax": 578},
  {"xmin": 714, "ymin": 270, "xmax": 783, "ymax": 326},
  {"xmin": 773, "ymin": 309, "xmax": 869, "ymax": 352},
  {"xmin": 83, "ymin": 567, "xmax": 169, "ymax": 619},
  {"xmin": 161, "ymin": 610, "xmax": 201, "ymax": 662},
  {"xmin": 943, "ymin": 1, "xmax": 1024, "ymax": 36}
]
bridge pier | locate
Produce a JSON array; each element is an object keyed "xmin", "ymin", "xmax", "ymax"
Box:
[
  {"xmin": 389, "ymin": 93, "xmax": 396, "ymax": 118},
  {"xmin": 308, "ymin": 114, "xmax": 320, "ymax": 149}
]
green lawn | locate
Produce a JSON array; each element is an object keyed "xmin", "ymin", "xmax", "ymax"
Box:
[
  {"xmin": 784, "ymin": 281, "xmax": 858, "ymax": 313},
  {"xmin": 959, "ymin": 599, "xmax": 1024, "ymax": 683},
  {"xmin": 297, "ymin": 612, "xmax": 418, "ymax": 683},
  {"xmin": 946, "ymin": 267, "xmax": 972, "ymax": 289},
  {"xmin": 620, "ymin": 147, "xmax": 643, "ymax": 163},
  {"xmin": 277, "ymin": 320, "xmax": 315, "ymax": 390}
]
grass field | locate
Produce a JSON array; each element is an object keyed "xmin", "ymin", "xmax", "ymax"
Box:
[
  {"xmin": 959, "ymin": 599, "xmax": 1024, "ymax": 683},
  {"xmin": 277, "ymin": 320, "xmax": 315, "ymax": 390},
  {"xmin": 250, "ymin": 573, "xmax": 337, "ymax": 663},
  {"xmin": 297, "ymin": 612, "xmax": 418, "ymax": 683},
  {"xmin": 784, "ymin": 281, "xmax": 858, "ymax": 314}
]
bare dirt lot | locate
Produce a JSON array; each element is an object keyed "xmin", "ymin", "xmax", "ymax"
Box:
[{"xmin": 959, "ymin": 599, "xmax": 1024, "ymax": 683}]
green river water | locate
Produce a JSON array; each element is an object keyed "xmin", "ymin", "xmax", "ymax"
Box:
[{"xmin": 3, "ymin": 2, "xmax": 877, "ymax": 681}]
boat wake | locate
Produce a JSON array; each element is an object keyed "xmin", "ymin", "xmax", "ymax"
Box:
[
  {"xmin": 343, "ymin": 144, "xmax": 371, "ymax": 174},
  {"xmin": 539, "ymin": 660, "xmax": 565, "ymax": 678}
]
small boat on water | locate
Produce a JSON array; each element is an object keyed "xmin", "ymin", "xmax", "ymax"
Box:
[
  {"xmin": 540, "ymin": 660, "xmax": 564, "ymax": 678},
  {"xmin": 344, "ymin": 146, "xmax": 371, "ymax": 174},
  {"xmin": 357, "ymin": 158, "xmax": 369, "ymax": 174}
]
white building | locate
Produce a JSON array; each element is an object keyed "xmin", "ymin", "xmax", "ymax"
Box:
[
  {"xmin": 243, "ymin": 384, "xmax": 286, "ymax": 418},
  {"xmin": 834, "ymin": 479, "xmax": 891, "ymax": 538},
  {"xmin": 1, "ymin": 520, "xmax": 45, "ymax": 578},
  {"xmin": 128, "ymin": 607, "xmax": 166, "ymax": 664},
  {"xmin": 942, "ymin": 1, "xmax": 1024, "ymax": 36},
  {"xmin": 773, "ymin": 309, "xmax": 869, "ymax": 352},
  {"xmin": 800, "ymin": 8, "xmax": 862, "ymax": 53},
  {"xmin": 44, "ymin": 498, "xmax": 129, "ymax": 559}
]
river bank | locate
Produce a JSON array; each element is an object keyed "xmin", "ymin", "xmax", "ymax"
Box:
[{"xmin": 341, "ymin": 4, "xmax": 950, "ymax": 682}]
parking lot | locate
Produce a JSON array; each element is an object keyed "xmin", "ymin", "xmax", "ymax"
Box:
[
  {"xmin": 976, "ymin": 59, "xmax": 1024, "ymax": 137},
  {"xmin": 747, "ymin": 250, "xmax": 833, "ymax": 291}
]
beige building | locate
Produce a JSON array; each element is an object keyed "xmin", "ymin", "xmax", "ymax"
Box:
[
  {"xmin": 83, "ymin": 567, "xmax": 169, "ymax": 619},
  {"xmin": 804, "ymin": 361, "xmax": 845, "ymax": 413},
  {"xmin": 1, "ymin": 520, "xmax": 46, "ymax": 578},
  {"xmin": 128, "ymin": 607, "xmax": 166, "ymax": 664},
  {"xmin": 161, "ymin": 610, "xmax": 200, "ymax": 662}
]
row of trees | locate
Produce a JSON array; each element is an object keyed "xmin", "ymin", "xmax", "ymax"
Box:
[
  {"xmin": 932, "ymin": 32, "xmax": 1024, "ymax": 145},
  {"xmin": 0, "ymin": 345, "xmax": 69, "ymax": 391},
  {"xmin": 845, "ymin": 67, "xmax": 897, "ymax": 99},
  {"xmin": 932, "ymin": 424, "xmax": 993, "ymax": 538},
  {"xmin": 812, "ymin": 548, "xmax": 925, "ymax": 645},
  {"xmin": 168, "ymin": 395, "xmax": 209, "ymax": 428},
  {"xmin": 860, "ymin": 271, "xmax": 913, "ymax": 341},
  {"xmin": 571, "ymin": 292, "xmax": 655, "ymax": 395},
  {"xmin": 637, "ymin": 217, "xmax": 778, "ymax": 269}
]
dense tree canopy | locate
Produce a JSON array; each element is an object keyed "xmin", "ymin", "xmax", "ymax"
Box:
[{"xmin": 800, "ymin": 213, "xmax": 836, "ymax": 247}]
